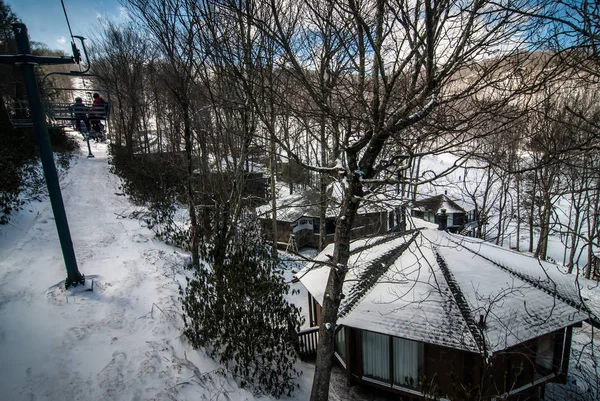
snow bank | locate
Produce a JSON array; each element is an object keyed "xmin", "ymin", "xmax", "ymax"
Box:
[{"xmin": 0, "ymin": 137, "xmax": 312, "ymax": 401}]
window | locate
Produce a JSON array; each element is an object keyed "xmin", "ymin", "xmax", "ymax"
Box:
[
  {"xmin": 536, "ymin": 333, "xmax": 554, "ymax": 372},
  {"xmin": 361, "ymin": 331, "xmax": 424, "ymax": 389},
  {"xmin": 326, "ymin": 219, "xmax": 336, "ymax": 235},
  {"xmin": 393, "ymin": 337, "xmax": 422, "ymax": 389},
  {"xmin": 362, "ymin": 331, "xmax": 390, "ymax": 382},
  {"xmin": 335, "ymin": 327, "xmax": 346, "ymax": 361},
  {"xmin": 453, "ymin": 213, "xmax": 465, "ymax": 226}
]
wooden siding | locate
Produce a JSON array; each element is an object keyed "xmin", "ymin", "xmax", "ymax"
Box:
[
  {"xmin": 307, "ymin": 293, "xmax": 322, "ymax": 328},
  {"xmin": 335, "ymin": 326, "xmax": 575, "ymax": 401},
  {"xmin": 260, "ymin": 211, "xmax": 390, "ymax": 250},
  {"xmin": 424, "ymin": 342, "xmax": 477, "ymax": 399}
]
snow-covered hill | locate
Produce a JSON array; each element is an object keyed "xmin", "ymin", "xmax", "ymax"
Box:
[
  {"xmin": 0, "ymin": 138, "xmax": 312, "ymax": 401},
  {"xmin": 1, "ymin": 135, "xmax": 597, "ymax": 401}
]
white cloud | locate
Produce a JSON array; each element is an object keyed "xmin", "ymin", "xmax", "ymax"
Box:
[{"xmin": 57, "ymin": 36, "xmax": 67, "ymax": 45}]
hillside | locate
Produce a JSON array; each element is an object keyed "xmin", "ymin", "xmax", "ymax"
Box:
[{"xmin": 0, "ymin": 138, "xmax": 312, "ymax": 401}]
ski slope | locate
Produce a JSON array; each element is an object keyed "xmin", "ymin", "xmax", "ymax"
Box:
[{"xmin": 0, "ymin": 138, "xmax": 312, "ymax": 401}]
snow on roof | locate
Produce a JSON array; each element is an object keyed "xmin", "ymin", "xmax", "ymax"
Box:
[
  {"xmin": 408, "ymin": 216, "xmax": 439, "ymax": 230},
  {"xmin": 256, "ymin": 191, "xmax": 336, "ymax": 222},
  {"xmin": 413, "ymin": 194, "xmax": 468, "ymax": 214},
  {"xmin": 298, "ymin": 229, "xmax": 588, "ymax": 356},
  {"xmin": 447, "ymin": 233, "xmax": 600, "ymax": 327},
  {"xmin": 256, "ymin": 188, "xmax": 396, "ymax": 223},
  {"xmin": 339, "ymin": 233, "xmax": 480, "ymax": 353},
  {"xmin": 430, "ymin": 233, "xmax": 583, "ymax": 352}
]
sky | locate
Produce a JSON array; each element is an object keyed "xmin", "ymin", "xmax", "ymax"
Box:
[{"xmin": 6, "ymin": 0, "xmax": 129, "ymax": 53}]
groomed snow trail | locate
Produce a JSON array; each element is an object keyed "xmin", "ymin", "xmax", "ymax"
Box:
[{"xmin": 0, "ymin": 138, "xmax": 302, "ymax": 401}]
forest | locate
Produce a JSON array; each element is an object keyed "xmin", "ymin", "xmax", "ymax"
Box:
[{"xmin": 1, "ymin": 1, "xmax": 599, "ymax": 400}]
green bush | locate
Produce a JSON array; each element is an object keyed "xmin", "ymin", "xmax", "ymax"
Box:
[
  {"xmin": 182, "ymin": 213, "xmax": 303, "ymax": 397},
  {"xmin": 0, "ymin": 122, "xmax": 76, "ymax": 224},
  {"xmin": 108, "ymin": 144, "xmax": 190, "ymax": 247}
]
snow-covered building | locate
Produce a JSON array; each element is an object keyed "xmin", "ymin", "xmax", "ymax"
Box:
[
  {"xmin": 412, "ymin": 194, "xmax": 476, "ymax": 234},
  {"xmin": 297, "ymin": 228, "xmax": 599, "ymax": 400},
  {"xmin": 257, "ymin": 190, "xmax": 403, "ymax": 250}
]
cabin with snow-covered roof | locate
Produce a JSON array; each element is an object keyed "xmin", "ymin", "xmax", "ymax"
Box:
[
  {"xmin": 296, "ymin": 228, "xmax": 599, "ymax": 400},
  {"xmin": 257, "ymin": 190, "xmax": 404, "ymax": 250},
  {"xmin": 412, "ymin": 194, "xmax": 476, "ymax": 234}
]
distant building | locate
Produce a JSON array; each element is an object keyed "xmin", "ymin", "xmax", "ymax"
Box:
[
  {"xmin": 297, "ymin": 228, "xmax": 599, "ymax": 400},
  {"xmin": 257, "ymin": 190, "xmax": 404, "ymax": 250},
  {"xmin": 412, "ymin": 194, "xmax": 477, "ymax": 234}
]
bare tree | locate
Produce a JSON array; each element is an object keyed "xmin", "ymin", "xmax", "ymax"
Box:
[
  {"xmin": 125, "ymin": 0, "xmax": 205, "ymax": 266},
  {"xmin": 91, "ymin": 21, "xmax": 153, "ymax": 156},
  {"xmin": 96, "ymin": 0, "xmax": 600, "ymax": 398},
  {"xmin": 213, "ymin": 1, "xmax": 551, "ymax": 399}
]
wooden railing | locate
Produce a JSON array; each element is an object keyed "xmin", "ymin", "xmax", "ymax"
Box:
[{"xmin": 297, "ymin": 327, "xmax": 319, "ymax": 360}]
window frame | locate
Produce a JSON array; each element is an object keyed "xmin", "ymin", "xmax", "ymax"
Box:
[
  {"xmin": 334, "ymin": 326, "xmax": 346, "ymax": 367},
  {"xmin": 359, "ymin": 329, "xmax": 424, "ymax": 390},
  {"xmin": 535, "ymin": 333, "xmax": 555, "ymax": 374}
]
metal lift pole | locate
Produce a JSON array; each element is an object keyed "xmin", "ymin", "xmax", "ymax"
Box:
[{"xmin": 10, "ymin": 23, "xmax": 85, "ymax": 288}]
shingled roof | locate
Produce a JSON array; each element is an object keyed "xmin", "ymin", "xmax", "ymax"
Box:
[
  {"xmin": 413, "ymin": 194, "xmax": 468, "ymax": 215},
  {"xmin": 256, "ymin": 188, "xmax": 397, "ymax": 223},
  {"xmin": 297, "ymin": 229, "xmax": 595, "ymax": 356}
]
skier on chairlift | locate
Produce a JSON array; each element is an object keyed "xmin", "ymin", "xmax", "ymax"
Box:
[
  {"xmin": 90, "ymin": 92, "xmax": 109, "ymax": 133},
  {"xmin": 68, "ymin": 97, "xmax": 89, "ymax": 133}
]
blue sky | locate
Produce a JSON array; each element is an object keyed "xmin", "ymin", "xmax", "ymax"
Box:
[{"xmin": 6, "ymin": 0, "xmax": 128, "ymax": 52}]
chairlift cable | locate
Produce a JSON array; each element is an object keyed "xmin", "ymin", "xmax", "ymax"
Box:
[
  {"xmin": 60, "ymin": 0, "xmax": 75, "ymax": 43},
  {"xmin": 60, "ymin": 0, "xmax": 87, "ymax": 90}
]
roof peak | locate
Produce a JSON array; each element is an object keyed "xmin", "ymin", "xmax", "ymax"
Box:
[
  {"xmin": 415, "ymin": 194, "xmax": 467, "ymax": 213},
  {"xmin": 339, "ymin": 231, "xmax": 419, "ymax": 318}
]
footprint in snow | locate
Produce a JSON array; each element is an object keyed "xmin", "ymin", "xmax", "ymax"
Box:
[
  {"xmin": 131, "ymin": 233, "xmax": 149, "ymax": 243},
  {"xmin": 99, "ymin": 351, "xmax": 127, "ymax": 398}
]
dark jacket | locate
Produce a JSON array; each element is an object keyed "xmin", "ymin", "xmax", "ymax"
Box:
[{"xmin": 69, "ymin": 102, "xmax": 88, "ymax": 119}]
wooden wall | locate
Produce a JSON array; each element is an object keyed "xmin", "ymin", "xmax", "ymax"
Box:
[{"xmin": 333, "ymin": 326, "xmax": 574, "ymax": 401}]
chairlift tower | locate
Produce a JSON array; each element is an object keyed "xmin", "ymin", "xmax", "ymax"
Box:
[{"xmin": 0, "ymin": 24, "xmax": 86, "ymax": 289}]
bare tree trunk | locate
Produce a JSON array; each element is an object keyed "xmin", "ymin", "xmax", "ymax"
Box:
[
  {"xmin": 319, "ymin": 116, "xmax": 327, "ymax": 251},
  {"xmin": 412, "ymin": 157, "xmax": 421, "ymax": 205},
  {"xmin": 142, "ymin": 113, "xmax": 150, "ymax": 153},
  {"xmin": 183, "ymin": 102, "xmax": 199, "ymax": 267},
  {"xmin": 567, "ymin": 188, "xmax": 583, "ymax": 272},
  {"xmin": 535, "ymin": 190, "xmax": 551, "ymax": 260},
  {"xmin": 270, "ymin": 128, "xmax": 278, "ymax": 254},
  {"xmin": 586, "ymin": 175, "xmax": 600, "ymax": 279},
  {"xmin": 311, "ymin": 189, "xmax": 361, "ymax": 401},
  {"xmin": 516, "ymin": 171, "xmax": 521, "ymax": 251},
  {"xmin": 528, "ymin": 173, "xmax": 537, "ymax": 253},
  {"xmin": 496, "ymin": 187, "xmax": 505, "ymax": 245},
  {"xmin": 283, "ymin": 117, "xmax": 294, "ymax": 195},
  {"xmin": 312, "ymin": 0, "xmax": 385, "ymax": 398}
]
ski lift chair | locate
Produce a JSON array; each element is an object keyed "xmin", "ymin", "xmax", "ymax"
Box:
[
  {"xmin": 4, "ymin": 98, "xmax": 33, "ymax": 128},
  {"xmin": 43, "ymin": 86, "xmax": 110, "ymax": 142}
]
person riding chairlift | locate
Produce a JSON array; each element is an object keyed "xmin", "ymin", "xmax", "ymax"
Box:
[
  {"xmin": 90, "ymin": 92, "xmax": 109, "ymax": 132},
  {"xmin": 68, "ymin": 97, "xmax": 89, "ymax": 132}
]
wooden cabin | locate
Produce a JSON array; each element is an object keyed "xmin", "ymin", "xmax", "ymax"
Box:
[
  {"xmin": 412, "ymin": 194, "xmax": 476, "ymax": 234},
  {"xmin": 258, "ymin": 190, "xmax": 403, "ymax": 250},
  {"xmin": 297, "ymin": 228, "xmax": 599, "ymax": 400}
]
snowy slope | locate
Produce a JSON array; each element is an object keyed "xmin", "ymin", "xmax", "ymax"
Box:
[{"xmin": 0, "ymin": 138, "xmax": 313, "ymax": 401}]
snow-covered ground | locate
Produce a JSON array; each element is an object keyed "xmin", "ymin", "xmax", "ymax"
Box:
[
  {"xmin": 0, "ymin": 137, "xmax": 315, "ymax": 401},
  {"xmin": 1, "ymin": 137, "xmax": 598, "ymax": 401}
]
